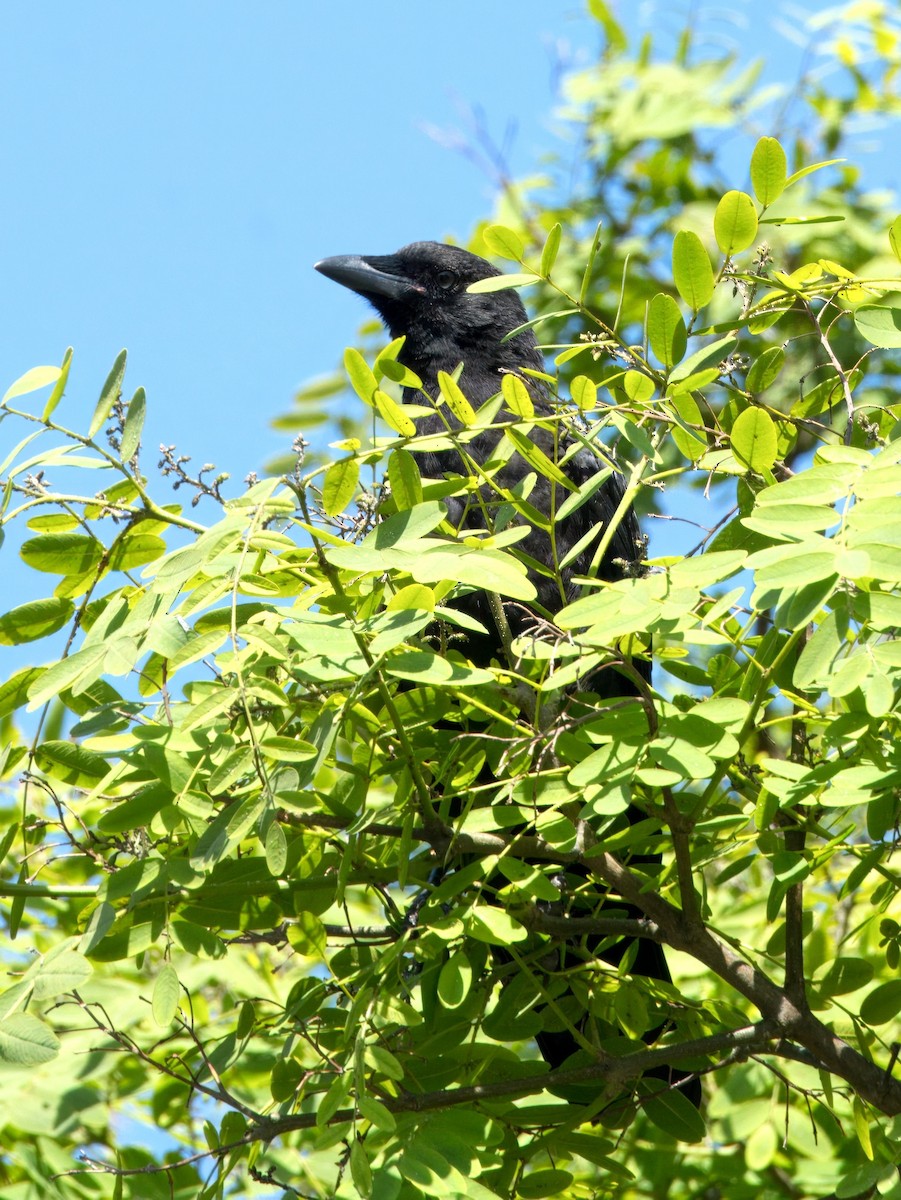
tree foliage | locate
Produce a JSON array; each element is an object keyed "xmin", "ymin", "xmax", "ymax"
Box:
[{"xmin": 3, "ymin": 3, "xmax": 901, "ymax": 1198}]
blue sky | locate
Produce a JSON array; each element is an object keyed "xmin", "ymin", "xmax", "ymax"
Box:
[
  {"xmin": 0, "ymin": 1, "xmax": 889, "ymax": 624},
  {"xmin": 0, "ymin": 2, "xmax": 808, "ymax": 475},
  {"xmin": 1, "ymin": 3, "xmax": 600, "ymax": 476}
]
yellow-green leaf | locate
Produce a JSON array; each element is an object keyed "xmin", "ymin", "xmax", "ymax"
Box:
[
  {"xmin": 467, "ymin": 272, "xmax": 539, "ymax": 294},
  {"xmin": 746, "ymin": 346, "xmax": 786, "ymax": 393},
  {"xmin": 750, "ymin": 136, "xmax": 788, "ymax": 206},
  {"xmin": 152, "ymin": 964, "xmax": 180, "ymax": 1027},
  {"xmin": 482, "ymin": 223, "xmax": 524, "ymax": 262},
  {"xmin": 647, "ymin": 293, "xmax": 687, "ymax": 369},
  {"xmin": 501, "ymin": 372, "xmax": 534, "ymax": 418},
  {"xmin": 119, "ymin": 386, "xmax": 146, "ymax": 461},
  {"xmin": 732, "ymin": 407, "xmax": 778, "ymax": 472},
  {"xmin": 2, "ymin": 365, "xmax": 62, "ymax": 405},
  {"xmin": 322, "ymin": 457, "xmax": 359, "ymax": 516},
  {"xmin": 714, "ymin": 191, "xmax": 758, "ymax": 255},
  {"xmin": 571, "ymin": 375, "xmax": 597, "ymax": 412},
  {"xmin": 344, "ymin": 347, "xmax": 378, "ymax": 405},
  {"xmin": 264, "ymin": 820, "xmax": 288, "ymax": 876},
  {"xmin": 42, "ymin": 347, "xmax": 73, "ymax": 421},
  {"xmin": 88, "ymin": 349, "xmax": 128, "ymax": 438},
  {"xmin": 672, "ymin": 230, "xmax": 715, "ymax": 311},
  {"xmin": 0, "ymin": 1013, "xmax": 60, "ymax": 1065},
  {"xmin": 437, "ymin": 950, "xmax": 473, "ymax": 1009},
  {"xmin": 539, "ymin": 222, "xmax": 562, "ymax": 277},
  {"xmin": 889, "ymin": 215, "xmax": 901, "ymax": 264},
  {"xmin": 437, "ymin": 370, "xmax": 477, "ymax": 426},
  {"xmin": 386, "ymin": 583, "xmax": 435, "ymax": 612},
  {"xmin": 0, "ymin": 598, "xmax": 74, "ymax": 645},
  {"xmin": 852, "ymin": 1097, "xmax": 874, "ymax": 1161},
  {"xmin": 374, "ymin": 389, "xmax": 416, "ymax": 436},
  {"xmin": 387, "ymin": 447, "xmax": 423, "ymax": 509}
]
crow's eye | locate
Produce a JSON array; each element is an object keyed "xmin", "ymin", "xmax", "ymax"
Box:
[{"xmin": 435, "ymin": 270, "xmax": 458, "ymax": 290}]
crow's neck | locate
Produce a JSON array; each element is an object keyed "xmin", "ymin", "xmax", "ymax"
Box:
[{"xmin": 399, "ymin": 330, "xmax": 544, "ymax": 406}]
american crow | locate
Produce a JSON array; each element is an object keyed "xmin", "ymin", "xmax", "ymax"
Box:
[
  {"xmin": 315, "ymin": 243, "xmax": 645, "ymax": 674},
  {"xmin": 316, "ymin": 241, "xmax": 700, "ymax": 1108}
]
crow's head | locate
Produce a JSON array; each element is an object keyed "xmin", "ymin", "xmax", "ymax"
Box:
[{"xmin": 315, "ymin": 241, "xmax": 542, "ymax": 387}]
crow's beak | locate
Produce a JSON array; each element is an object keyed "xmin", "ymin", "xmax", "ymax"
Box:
[{"xmin": 314, "ymin": 255, "xmax": 424, "ymax": 302}]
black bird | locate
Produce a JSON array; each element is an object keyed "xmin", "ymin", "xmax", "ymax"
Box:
[
  {"xmin": 315, "ymin": 243, "xmax": 644, "ymax": 671},
  {"xmin": 315, "ymin": 241, "xmax": 700, "ymax": 1108}
]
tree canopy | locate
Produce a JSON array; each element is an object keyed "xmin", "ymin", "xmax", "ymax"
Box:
[{"xmin": 3, "ymin": 3, "xmax": 901, "ymax": 1198}]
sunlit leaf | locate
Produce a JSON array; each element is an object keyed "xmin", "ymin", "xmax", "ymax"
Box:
[
  {"xmin": 672, "ymin": 230, "xmax": 715, "ymax": 310},
  {"xmin": 647, "ymin": 293, "xmax": 687, "ymax": 368},
  {"xmin": 750, "ymin": 136, "xmax": 787, "ymax": 206},
  {"xmin": 714, "ymin": 190, "xmax": 758, "ymax": 255}
]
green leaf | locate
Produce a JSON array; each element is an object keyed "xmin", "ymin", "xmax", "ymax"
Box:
[
  {"xmin": 746, "ymin": 346, "xmax": 785, "ymax": 393},
  {"xmin": 504, "ymin": 426, "xmax": 576, "ymax": 491},
  {"xmin": 889, "ymin": 215, "xmax": 901, "ymax": 264},
  {"xmin": 556, "ymin": 467, "xmax": 613, "ymax": 522},
  {"xmin": 672, "ymin": 230, "xmax": 715, "ymax": 310},
  {"xmin": 88, "ymin": 349, "xmax": 128, "ymax": 438},
  {"xmin": 386, "ymin": 650, "xmax": 493, "ymax": 686},
  {"xmin": 316, "ymin": 1074, "xmax": 349, "ymax": 1126},
  {"xmin": 42, "ymin": 347, "xmax": 73, "ymax": 421},
  {"xmin": 570, "ymin": 375, "xmax": 597, "ymax": 412},
  {"xmin": 854, "ymin": 304, "xmax": 901, "ymax": 349},
  {"xmin": 622, "ymin": 370, "xmax": 655, "ymax": 403},
  {"xmin": 264, "ymin": 820, "xmax": 288, "ymax": 876},
  {"xmin": 151, "ymin": 964, "xmax": 180, "ymax": 1026},
  {"xmin": 34, "ymin": 740, "xmax": 110, "ymax": 786},
  {"xmin": 501, "ymin": 372, "xmax": 534, "ymax": 418},
  {"xmin": 20, "ymin": 532, "xmax": 103, "ymax": 576},
  {"xmin": 375, "ymin": 337, "xmax": 422, "ymax": 388},
  {"xmin": 288, "ymin": 911, "xmax": 327, "ymax": 958},
  {"xmin": 750, "ymin": 136, "xmax": 787, "ymax": 206},
  {"xmin": 366, "ymin": 1044, "xmax": 405, "ymax": 1079},
  {"xmin": 466, "ymin": 272, "xmax": 539, "ymax": 293},
  {"xmin": 437, "ymin": 950, "xmax": 473, "ymax": 1009},
  {"xmin": 732, "ymin": 407, "xmax": 778, "ymax": 472},
  {"xmin": 517, "ymin": 1169, "xmax": 576, "ymax": 1198},
  {"xmin": 482, "ymin": 224, "xmax": 524, "ymax": 261},
  {"xmin": 374, "ymin": 388, "xmax": 416, "ymax": 436},
  {"xmin": 322, "ymin": 457, "xmax": 359, "ymax": 516},
  {"xmin": 860, "ymin": 980, "xmax": 901, "ymax": 1025},
  {"xmin": 814, "ymin": 957, "xmax": 873, "ymax": 998},
  {"xmin": 669, "ymin": 391, "xmax": 707, "ymax": 462},
  {"xmin": 714, "ymin": 190, "xmax": 758, "ymax": 255},
  {"xmin": 853, "ymin": 1096, "xmax": 874, "ymax": 1161},
  {"xmin": 119, "ymin": 386, "xmax": 146, "ymax": 461},
  {"xmin": 647, "ymin": 293, "xmax": 687, "ymax": 368},
  {"xmin": 357, "ymin": 1095, "xmax": 396, "ymax": 1133},
  {"xmin": 0, "ymin": 598, "xmax": 74, "ymax": 645},
  {"xmin": 344, "ymin": 347, "xmax": 378, "ymax": 404},
  {"xmin": 387, "ymin": 447, "xmax": 423, "ymax": 510},
  {"xmin": 669, "ymin": 335, "xmax": 735, "ymax": 385},
  {"xmin": 349, "ymin": 1138, "xmax": 372, "ymax": 1198},
  {"xmin": 190, "ymin": 794, "xmax": 266, "ymax": 870},
  {"xmin": 362, "ymin": 501, "xmax": 447, "ymax": 548},
  {"xmin": 26, "ymin": 947, "xmax": 93, "ymax": 1000},
  {"xmin": 539, "ymin": 222, "xmax": 562, "ymax": 276},
  {"xmin": 437, "ymin": 370, "xmax": 477, "ymax": 426},
  {"xmin": 783, "ymin": 158, "xmax": 844, "ymax": 188},
  {"xmin": 467, "ymin": 903, "xmax": 527, "ymax": 945},
  {"xmin": 0, "ymin": 1013, "xmax": 60, "ymax": 1065},
  {"xmin": 79, "ymin": 902, "xmax": 116, "ymax": 955},
  {"xmin": 644, "ymin": 1086, "xmax": 707, "ymax": 1142},
  {"xmin": 107, "ymin": 531, "xmax": 166, "ymax": 571},
  {"xmin": 2, "ymin": 364, "xmax": 63, "ymax": 405},
  {"xmin": 259, "ymin": 737, "xmax": 317, "ymax": 763}
]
